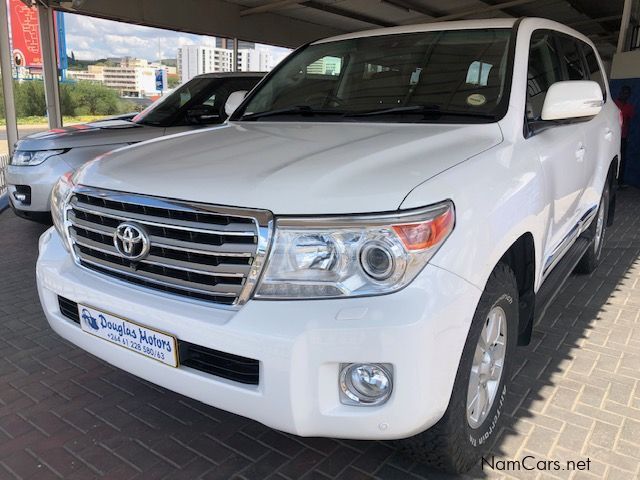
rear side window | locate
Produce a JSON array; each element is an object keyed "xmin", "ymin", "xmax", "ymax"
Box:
[
  {"xmin": 557, "ymin": 35, "xmax": 588, "ymax": 81},
  {"xmin": 582, "ymin": 42, "xmax": 607, "ymax": 100},
  {"xmin": 527, "ymin": 31, "xmax": 563, "ymax": 121}
]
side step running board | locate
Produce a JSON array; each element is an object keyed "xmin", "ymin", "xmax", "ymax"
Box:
[{"xmin": 533, "ymin": 233, "xmax": 593, "ymax": 325}]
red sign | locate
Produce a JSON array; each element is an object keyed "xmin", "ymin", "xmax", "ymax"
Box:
[{"xmin": 10, "ymin": 0, "xmax": 42, "ymax": 68}]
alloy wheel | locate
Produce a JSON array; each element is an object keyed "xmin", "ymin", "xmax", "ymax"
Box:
[{"xmin": 466, "ymin": 305, "xmax": 507, "ymax": 429}]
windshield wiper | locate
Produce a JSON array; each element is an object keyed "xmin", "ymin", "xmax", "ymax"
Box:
[
  {"xmin": 240, "ymin": 106, "xmax": 346, "ymax": 121},
  {"xmin": 345, "ymin": 105, "xmax": 496, "ymax": 120}
]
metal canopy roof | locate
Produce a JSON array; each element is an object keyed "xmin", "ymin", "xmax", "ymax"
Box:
[{"xmin": 46, "ymin": 0, "xmax": 628, "ymax": 59}]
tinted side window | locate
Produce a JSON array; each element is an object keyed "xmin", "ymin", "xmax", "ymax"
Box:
[
  {"xmin": 557, "ymin": 35, "xmax": 588, "ymax": 81},
  {"xmin": 527, "ymin": 31, "xmax": 563, "ymax": 121},
  {"xmin": 583, "ymin": 42, "xmax": 607, "ymax": 100}
]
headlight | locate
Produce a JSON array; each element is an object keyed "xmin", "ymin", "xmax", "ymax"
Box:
[
  {"xmin": 51, "ymin": 172, "xmax": 75, "ymax": 252},
  {"xmin": 10, "ymin": 149, "xmax": 66, "ymax": 166},
  {"xmin": 255, "ymin": 201, "xmax": 454, "ymax": 299}
]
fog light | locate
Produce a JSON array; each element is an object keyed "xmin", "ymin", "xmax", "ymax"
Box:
[{"xmin": 339, "ymin": 363, "xmax": 393, "ymax": 406}]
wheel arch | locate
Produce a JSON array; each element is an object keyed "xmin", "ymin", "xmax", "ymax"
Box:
[{"xmin": 497, "ymin": 232, "xmax": 536, "ymax": 346}]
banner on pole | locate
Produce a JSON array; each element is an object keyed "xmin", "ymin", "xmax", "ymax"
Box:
[{"xmin": 10, "ymin": 0, "xmax": 42, "ymax": 68}]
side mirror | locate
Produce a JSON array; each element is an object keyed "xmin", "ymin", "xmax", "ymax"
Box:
[
  {"xmin": 541, "ymin": 80, "xmax": 603, "ymax": 121},
  {"xmin": 185, "ymin": 105, "xmax": 220, "ymax": 125},
  {"xmin": 225, "ymin": 90, "xmax": 248, "ymax": 117}
]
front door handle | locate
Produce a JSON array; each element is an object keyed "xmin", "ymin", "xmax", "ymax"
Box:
[{"xmin": 605, "ymin": 129, "xmax": 613, "ymax": 141}]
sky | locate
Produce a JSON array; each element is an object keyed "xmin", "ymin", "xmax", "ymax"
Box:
[{"xmin": 63, "ymin": 13, "xmax": 292, "ymax": 62}]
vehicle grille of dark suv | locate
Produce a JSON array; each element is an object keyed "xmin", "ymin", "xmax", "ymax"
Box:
[
  {"xmin": 57, "ymin": 296, "xmax": 260, "ymax": 385},
  {"xmin": 65, "ymin": 188, "xmax": 272, "ymax": 306}
]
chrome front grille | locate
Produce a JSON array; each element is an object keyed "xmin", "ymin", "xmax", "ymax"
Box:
[{"xmin": 66, "ymin": 188, "xmax": 273, "ymax": 307}]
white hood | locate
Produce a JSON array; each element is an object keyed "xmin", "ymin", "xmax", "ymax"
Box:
[{"xmin": 75, "ymin": 121, "xmax": 503, "ymax": 214}]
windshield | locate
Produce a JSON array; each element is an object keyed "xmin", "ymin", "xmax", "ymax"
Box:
[
  {"xmin": 236, "ymin": 29, "xmax": 513, "ymax": 123},
  {"xmin": 133, "ymin": 76, "xmax": 259, "ymax": 127}
]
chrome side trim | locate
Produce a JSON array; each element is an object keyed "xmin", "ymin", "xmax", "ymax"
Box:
[{"xmin": 542, "ymin": 204, "xmax": 598, "ymax": 279}]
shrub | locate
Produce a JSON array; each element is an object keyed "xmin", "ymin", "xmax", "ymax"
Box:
[{"xmin": 0, "ymin": 78, "xmax": 135, "ymax": 119}]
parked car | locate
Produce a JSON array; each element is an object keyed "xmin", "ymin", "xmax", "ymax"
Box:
[
  {"xmin": 6, "ymin": 72, "xmax": 264, "ymax": 222},
  {"xmin": 37, "ymin": 18, "xmax": 619, "ymax": 472}
]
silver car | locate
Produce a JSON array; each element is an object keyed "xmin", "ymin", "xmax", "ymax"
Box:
[{"xmin": 6, "ymin": 72, "xmax": 264, "ymax": 222}]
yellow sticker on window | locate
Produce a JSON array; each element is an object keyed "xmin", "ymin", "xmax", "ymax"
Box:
[{"xmin": 466, "ymin": 94, "xmax": 487, "ymax": 106}]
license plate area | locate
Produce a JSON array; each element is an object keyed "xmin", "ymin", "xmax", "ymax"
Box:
[{"xmin": 78, "ymin": 304, "xmax": 178, "ymax": 367}]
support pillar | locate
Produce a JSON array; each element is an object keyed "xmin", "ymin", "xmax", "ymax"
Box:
[
  {"xmin": 617, "ymin": 0, "xmax": 634, "ymax": 53},
  {"xmin": 0, "ymin": 0, "xmax": 18, "ymax": 154},
  {"xmin": 38, "ymin": 4, "xmax": 62, "ymax": 129}
]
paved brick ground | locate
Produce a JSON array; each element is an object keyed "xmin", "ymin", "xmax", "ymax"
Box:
[{"xmin": 1, "ymin": 190, "xmax": 640, "ymax": 480}]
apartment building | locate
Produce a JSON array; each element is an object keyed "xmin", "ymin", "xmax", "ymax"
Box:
[
  {"xmin": 67, "ymin": 58, "xmax": 169, "ymax": 97},
  {"xmin": 177, "ymin": 44, "xmax": 286, "ymax": 82}
]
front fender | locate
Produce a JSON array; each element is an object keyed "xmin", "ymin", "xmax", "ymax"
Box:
[{"xmin": 400, "ymin": 142, "xmax": 547, "ymax": 294}]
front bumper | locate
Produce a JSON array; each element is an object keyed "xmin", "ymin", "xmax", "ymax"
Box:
[
  {"xmin": 6, "ymin": 155, "xmax": 72, "ymax": 213},
  {"xmin": 37, "ymin": 228, "xmax": 482, "ymax": 440}
]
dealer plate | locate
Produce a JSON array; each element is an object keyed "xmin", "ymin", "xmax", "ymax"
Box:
[{"xmin": 78, "ymin": 304, "xmax": 178, "ymax": 367}]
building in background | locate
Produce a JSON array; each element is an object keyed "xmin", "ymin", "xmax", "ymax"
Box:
[
  {"xmin": 177, "ymin": 45, "xmax": 234, "ymax": 83},
  {"xmin": 237, "ymin": 48, "xmax": 278, "ymax": 73},
  {"xmin": 67, "ymin": 57, "xmax": 169, "ymax": 97},
  {"xmin": 66, "ymin": 64, "xmax": 104, "ymax": 82},
  {"xmin": 177, "ymin": 43, "xmax": 287, "ymax": 82},
  {"xmin": 307, "ymin": 56, "xmax": 342, "ymax": 75},
  {"xmin": 216, "ymin": 38, "xmax": 255, "ymax": 50}
]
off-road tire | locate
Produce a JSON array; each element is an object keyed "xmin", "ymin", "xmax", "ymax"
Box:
[{"xmin": 396, "ymin": 263, "xmax": 519, "ymax": 473}]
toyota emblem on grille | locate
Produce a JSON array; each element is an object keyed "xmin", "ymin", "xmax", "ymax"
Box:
[{"xmin": 113, "ymin": 222, "xmax": 150, "ymax": 261}]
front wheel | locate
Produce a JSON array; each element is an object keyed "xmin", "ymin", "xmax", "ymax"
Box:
[
  {"xmin": 396, "ymin": 263, "xmax": 518, "ymax": 473},
  {"xmin": 575, "ymin": 181, "xmax": 609, "ymax": 274}
]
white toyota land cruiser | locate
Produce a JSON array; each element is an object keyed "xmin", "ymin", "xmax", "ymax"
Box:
[{"xmin": 37, "ymin": 18, "xmax": 619, "ymax": 472}]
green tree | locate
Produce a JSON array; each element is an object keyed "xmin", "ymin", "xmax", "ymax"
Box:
[
  {"xmin": 1, "ymin": 79, "xmax": 136, "ymax": 121},
  {"xmin": 168, "ymin": 74, "xmax": 180, "ymax": 88},
  {"xmin": 59, "ymin": 83, "xmax": 76, "ymax": 116},
  {"xmin": 15, "ymin": 80, "xmax": 47, "ymax": 116},
  {"xmin": 68, "ymin": 81, "xmax": 121, "ymax": 115}
]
